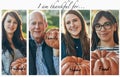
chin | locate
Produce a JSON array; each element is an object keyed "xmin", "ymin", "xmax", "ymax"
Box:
[
  {"xmin": 7, "ymin": 32, "xmax": 14, "ymax": 34},
  {"xmin": 32, "ymin": 35, "xmax": 40, "ymax": 38},
  {"xmin": 101, "ymin": 38, "xmax": 109, "ymax": 42},
  {"xmin": 71, "ymin": 33, "xmax": 79, "ymax": 37}
]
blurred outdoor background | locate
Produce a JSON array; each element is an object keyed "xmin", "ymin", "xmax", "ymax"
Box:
[{"xmin": 2, "ymin": 10, "xmax": 27, "ymax": 39}]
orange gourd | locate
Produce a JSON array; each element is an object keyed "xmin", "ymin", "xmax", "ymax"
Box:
[
  {"xmin": 44, "ymin": 28, "xmax": 59, "ymax": 49},
  {"xmin": 91, "ymin": 50, "xmax": 119, "ymax": 75},
  {"xmin": 61, "ymin": 56, "xmax": 90, "ymax": 75},
  {"xmin": 10, "ymin": 57, "xmax": 27, "ymax": 75}
]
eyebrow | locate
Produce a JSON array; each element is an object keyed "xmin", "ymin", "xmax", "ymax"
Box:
[
  {"xmin": 72, "ymin": 17, "xmax": 79, "ymax": 20},
  {"xmin": 97, "ymin": 21, "xmax": 111, "ymax": 24},
  {"xmin": 66, "ymin": 17, "xmax": 78, "ymax": 22}
]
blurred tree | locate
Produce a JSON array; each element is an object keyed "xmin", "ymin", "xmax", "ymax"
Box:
[
  {"xmin": 45, "ymin": 10, "xmax": 59, "ymax": 27},
  {"xmin": 79, "ymin": 10, "xmax": 90, "ymax": 21},
  {"xmin": 17, "ymin": 10, "xmax": 26, "ymax": 34}
]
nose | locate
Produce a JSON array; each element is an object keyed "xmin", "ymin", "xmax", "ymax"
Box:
[
  {"xmin": 100, "ymin": 26, "xmax": 106, "ymax": 31},
  {"xmin": 35, "ymin": 23, "xmax": 39, "ymax": 28},
  {"xmin": 10, "ymin": 22, "xmax": 14, "ymax": 27},
  {"xmin": 70, "ymin": 22, "xmax": 75, "ymax": 27}
]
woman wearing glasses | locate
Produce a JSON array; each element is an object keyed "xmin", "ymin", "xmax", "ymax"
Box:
[
  {"xmin": 91, "ymin": 10, "xmax": 119, "ymax": 75},
  {"xmin": 91, "ymin": 10, "xmax": 119, "ymax": 52}
]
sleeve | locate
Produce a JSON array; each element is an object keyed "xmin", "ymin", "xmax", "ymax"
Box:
[{"xmin": 2, "ymin": 51, "xmax": 12, "ymax": 75}]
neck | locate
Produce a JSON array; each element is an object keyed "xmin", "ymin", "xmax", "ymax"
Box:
[
  {"xmin": 71, "ymin": 35, "xmax": 80, "ymax": 39},
  {"xmin": 34, "ymin": 37, "xmax": 44, "ymax": 44},
  {"xmin": 99, "ymin": 41, "xmax": 117, "ymax": 47},
  {"xmin": 7, "ymin": 33, "xmax": 16, "ymax": 50},
  {"xmin": 7, "ymin": 33, "xmax": 13, "ymax": 44}
]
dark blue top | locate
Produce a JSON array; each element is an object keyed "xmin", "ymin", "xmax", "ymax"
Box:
[
  {"xmin": 61, "ymin": 35, "xmax": 83, "ymax": 59},
  {"xmin": 73, "ymin": 38, "xmax": 82, "ymax": 57},
  {"xmin": 29, "ymin": 35, "xmax": 56, "ymax": 75}
]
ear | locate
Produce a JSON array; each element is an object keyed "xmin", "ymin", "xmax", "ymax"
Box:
[
  {"xmin": 44, "ymin": 22, "xmax": 48, "ymax": 30},
  {"xmin": 113, "ymin": 23, "xmax": 117, "ymax": 31}
]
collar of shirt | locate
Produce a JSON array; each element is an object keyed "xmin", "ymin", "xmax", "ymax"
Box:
[
  {"xmin": 36, "ymin": 41, "xmax": 44, "ymax": 47},
  {"xmin": 30, "ymin": 34, "xmax": 44, "ymax": 47}
]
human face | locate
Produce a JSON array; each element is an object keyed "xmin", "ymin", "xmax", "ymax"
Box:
[
  {"xmin": 4, "ymin": 15, "xmax": 18, "ymax": 35},
  {"xmin": 96, "ymin": 16, "xmax": 116, "ymax": 42},
  {"xmin": 29, "ymin": 12, "xmax": 47, "ymax": 40},
  {"xmin": 65, "ymin": 14, "xmax": 82, "ymax": 38}
]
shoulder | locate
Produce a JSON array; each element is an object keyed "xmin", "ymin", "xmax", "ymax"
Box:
[
  {"xmin": 2, "ymin": 50, "xmax": 13, "ymax": 62},
  {"xmin": 2, "ymin": 49, "xmax": 10, "ymax": 56},
  {"xmin": 42, "ymin": 42, "xmax": 53, "ymax": 51}
]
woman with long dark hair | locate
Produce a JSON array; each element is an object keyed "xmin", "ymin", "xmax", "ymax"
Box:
[
  {"xmin": 61, "ymin": 10, "xmax": 90, "ymax": 60},
  {"xmin": 2, "ymin": 10, "xmax": 26, "ymax": 75},
  {"xmin": 91, "ymin": 11, "xmax": 119, "ymax": 52}
]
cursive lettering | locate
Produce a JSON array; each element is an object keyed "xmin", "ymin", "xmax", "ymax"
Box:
[
  {"xmin": 69, "ymin": 68, "xmax": 81, "ymax": 72},
  {"xmin": 37, "ymin": 0, "xmax": 84, "ymax": 9},
  {"xmin": 11, "ymin": 66, "xmax": 26, "ymax": 71},
  {"xmin": 99, "ymin": 66, "xmax": 110, "ymax": 71}
]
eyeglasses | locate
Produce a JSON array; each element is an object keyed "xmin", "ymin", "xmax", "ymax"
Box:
[{"xmin": 94, "ymin": 22, "xmax": 113, "ymax": 31}]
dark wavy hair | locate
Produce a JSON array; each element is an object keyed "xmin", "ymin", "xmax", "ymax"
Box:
[
  {"xmin": 91, "ymin": 11, "xmax": 119, "ymax": 51},
  {"xmin": 62, "ymin": 10, "xmax": 90, "ymax": 59},
  {"xmin": 2, "ymin": 11, "xmax": 26, "ymax": 57}
]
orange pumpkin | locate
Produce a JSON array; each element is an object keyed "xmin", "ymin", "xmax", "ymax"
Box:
[
  {"xmin": 91, "ymin": 50, "xmax": 119, "ymax": 75},
  {"xmin": 61, "ymin": 56, "xmax": 90, "ymax": 75},
  {"xmin": 44, "ymin": 28, "xmax": 59, "ymax": 49},
  {"xmin": 10, "ymin": 57, "xmax": 27, "ymax": 75}
]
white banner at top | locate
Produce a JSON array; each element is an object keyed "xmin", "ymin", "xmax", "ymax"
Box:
[{"xmin": 0, "ymin": 0, "xmax": 120, "ymax": 10}]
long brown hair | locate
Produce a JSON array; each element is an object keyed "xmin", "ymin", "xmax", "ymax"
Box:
[
  {"xmin": 2, "ymin": 10, "xmax": 26, "ymax": 57},
  {"xmin": 62, "ymin": 10, "xmax": 90, "ymax": 59}
]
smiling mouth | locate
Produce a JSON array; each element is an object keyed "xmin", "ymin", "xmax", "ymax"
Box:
[
  {"xmin": 46, "ymin": 36, "xmax": 58, "ymax": 40},
  {"xmin": 70, "ymin": 27, "xmax": 78, "ymax": 31},
  {"xmin": 9, "ymin": 28, "xmax": 14, "ymax": 30},
  {"xmin": 99, "ymin": 33, "xmax": 109, "ymax": 37},
  {"xmin": 71, "ymin": 29, "xmax": 76, "ymax": 31},
  {"xmin": 34, "ymin": 31, "xmax": 41, "ymax": 33}
]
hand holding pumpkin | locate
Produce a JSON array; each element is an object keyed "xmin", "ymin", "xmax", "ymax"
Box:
[
  {"xmin": 91, "ymin": 50, "xmax": 119, "ymax": 75},
  {"xmin": 61, "ymin": 56, "xmax": 90, "ymax": 75},
  {"xmin": 10, "ymin": 57, "xmax": 27, "ymax": 75},
  {"xmin": 44, "ymin": 28, "xmax": 59, "ymax": 49}
]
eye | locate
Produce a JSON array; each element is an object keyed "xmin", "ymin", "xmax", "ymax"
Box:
[
  {"xmin": 13, "ymin": 21, "xmax": 17, "ymax": 24},
  {"xmin": 73, "ymin": 19, "xmax": 77, "ymax": 22},
  {"xmin": 7, "ymin": 20, "xmax": 11, "ymax": 23},
  {"xmin": 95, "ymin": 24, "xmax": 101, "ymax": 28},
  {"xmin": 66, "ymin": 21, "xmax": 70, "ymax": 25},
  {"xmin": 104, "ymin": 22, "xmax": 112, "ymax": 26},
  {"xmin": 31, "ymin": 22, "xmax": 36, "ymax": 25},
  {"xmin": 38, "ymin": 22, "xmax": 43, "ymax": 26}
]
